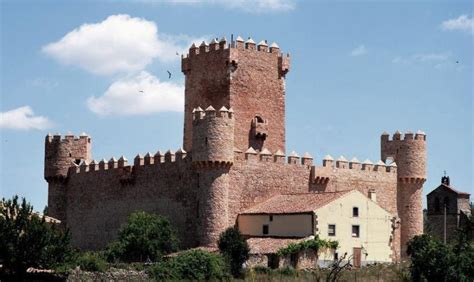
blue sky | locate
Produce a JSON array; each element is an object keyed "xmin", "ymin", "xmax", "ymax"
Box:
[{"xmin": 1, "ymin": 0, "xmax": 472, "ymax": 211}]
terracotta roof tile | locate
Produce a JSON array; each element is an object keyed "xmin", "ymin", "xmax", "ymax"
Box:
[{"xmin": 241, "ymin": 191, "xmax": 351, "ymax": 214}]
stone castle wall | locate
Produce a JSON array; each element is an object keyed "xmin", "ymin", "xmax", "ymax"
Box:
[{"xmin": 64, "ymin": 153, "xmax": 197, "ymax": 250}]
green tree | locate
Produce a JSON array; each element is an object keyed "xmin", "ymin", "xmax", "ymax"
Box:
[
  {"xmin": 0, "ymin": 196, "xmax": 73, "ymax": 277},
  {"xmin": 105, "ymin": 211, "xmax": 179, "ymax": 262},
  {"xmin": 217, "ymin": 227, "xmax": 250, "ymax": 277},
  {"xmin": 407, "ymin": 234, "xmax": 452, "ymax": 281},
  {"xmin": 148, "ymin": 249, "xmax": 228, "ymax": 280}
]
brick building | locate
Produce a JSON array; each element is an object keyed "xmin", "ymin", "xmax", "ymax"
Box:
[
  {"xmin": 426, "ymin": 176, "xmax": 471, "ymax": 242},
  {"xmin": 44, "ymin": 36, "xmax": 426, "ymax": 261}
]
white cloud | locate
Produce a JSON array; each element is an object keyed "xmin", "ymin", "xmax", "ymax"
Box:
[
  {"xmin": 412, "ymin": 53, "xmax": 450, "ymax": 62},
  {"xmin": 87, "ymin": 71, "xmax": 184, "ymax": 116},
  {"xmin": 441, "ymin": 15, "xmax": 474, "ymax": 34},
  {"xmin": 350, "ymin": 45, "xmax": 367, "ymax": 56},
  {"xmin": 42, "ymin": 14, "xmax": 202, "ymax": 75},
  {"xmin": 146, "ymin": 0, "xmax": 295, "ymax": 13},
  {"xmin": 0, "ymin": 106, "xmax": 53, "ymax": 130}
]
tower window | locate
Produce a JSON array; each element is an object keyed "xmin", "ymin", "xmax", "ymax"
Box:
[
  {"xmin": 352, "ymin": 225, "xmax": 360, "ymax": 238},
  {"xmin": 353, "ymin": 207, "xmax": 359, "ymax": 217},
  {"xmin": 205, "ymin": 137, "xmax": 208, "ymax": 146},
  {"xmin": 255, "ymin": 116, "xmax": 264, "ymax": 123},
  {"xmin": 262, "ymin": 224, "xmax": 269, "ymax": 235},
  {"xmin": 74, "ymin": 159, "xmax": 81, "ymax": 165},
  {"xmin": 269, "ymin": 215, "xmax": 273, "ymax": 221}
]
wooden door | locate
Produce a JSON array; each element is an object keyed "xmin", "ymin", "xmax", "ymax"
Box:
[{"xmin": 353, "ymin": 248, "xmax": 362, "ymax": 268}]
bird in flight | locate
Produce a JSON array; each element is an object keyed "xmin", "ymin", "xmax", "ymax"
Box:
[
  {"xmin": 176, "ymin": 52, "xmax": 179, "ymax": 56},
  {"xmin": 138, "ymin": 90, "xmax": 144, "ymax": 93},
  {"xmin": 167, "ymin": 71, "xmax": 172, "ymax": 79},
  {"xmin": 456, "ymin": 61, "xmax": 459, "ymax": 64}
]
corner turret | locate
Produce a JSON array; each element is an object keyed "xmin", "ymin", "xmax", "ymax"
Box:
[
  {"xmin": 381, "ymin": 130, "xmax": 426, "ymax": 257},
  {"xmin": 44, "ymin": 132, "xmax": 92, "ymax": 225},
  {"xmin": 191, "ymin": 105, "xmax": 235, "ymax": 247}
]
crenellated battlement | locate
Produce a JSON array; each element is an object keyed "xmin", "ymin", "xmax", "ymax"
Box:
[
  {"xmin": 192, "ymin": 106, "xmax": 234, "ymax": 122},
  {"xmin": 183, "ymin": 36, "xmax": 284, "ymax": 58},
  {"xmin": 45, "ymin": 132, "xmax": 90, "ymax": 143},
  {"xmin": 319, "ymin": 155, "xmax": 397, "ymax": 173},
  {"xmin": 68, "ymin": 148, "xmax": 190, "ymax": 176},
  {"xmin": 181, "ymin": 36, "xmax": 290, "ymax": 77},
  {"xmin": 381, "ymin": 130, "xmax": 426, "ymax": 142},
  {"xmin": 233, "ymin": 147, "xmax": 314, "ymax": 167}
]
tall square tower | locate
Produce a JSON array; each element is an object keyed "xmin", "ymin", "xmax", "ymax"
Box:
[{"xmin": 181, "ymin": 36, "xmax": 290, "ymax": 153}]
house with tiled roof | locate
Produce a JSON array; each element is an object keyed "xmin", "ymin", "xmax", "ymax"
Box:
[
  {"xmin": 427, "ymin": 175, "xmax": 471, "ymax": 242},
  {"xmin": 237, "ymin": 190, "xmax": 396, "ymax": 268}
]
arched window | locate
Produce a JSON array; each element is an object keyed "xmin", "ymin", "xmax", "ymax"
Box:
[
  {"xmin": 255, "ymin": 116, "xmax": 264, "ymax": 123},
  {"xmin": 434, "ymin": 197, "xmax": 440, "ymax": 212}
]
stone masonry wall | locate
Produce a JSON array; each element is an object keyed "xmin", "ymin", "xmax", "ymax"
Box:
[{"xmin": 64, "ymin": 154, "xmax": 197, "ymax": 250}]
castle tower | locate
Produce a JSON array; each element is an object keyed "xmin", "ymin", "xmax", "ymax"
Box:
[
  {"xmin": 192, "ymin": 106, "xmax": 234, "ymax": 246},
  {"xmin": 44, "ymin": 133, "xmax": 92, "ymax": 222},
  {"xmin": 182, "ymin": 36, "xmax": 290, "ymax": 153},
  {"xmin": 381, "ymin": 130, "xmax": 426, "ymax": 257}
]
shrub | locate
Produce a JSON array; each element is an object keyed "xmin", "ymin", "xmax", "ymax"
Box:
[
  {"xmin": 277, "ymin": 236, "xmax": 338, "ymax": 256},
  {"xmin": 76, "ymin": 252, "xmax": 107, "ymax": 272},
  {"xmin": 218, "ymin": 227, "xmax": 250, "ymax": 277},
  {"xmin": 105, "ymin": 211, "xmax": 179, "ymax": 262},
  {"xmin": 277, "ymin": 266, "xmax": 297, "ymax": 277},
  {"xmin": 253, "ymin": 266, "xmax": 272, "ymax": 274},
  {"xmin": 148, "ymin": 249, "xmax": 229, "ymax": 280},
  {"xmin": 0, "ymin": 196, "xmax": 73, "ymax": 277}
]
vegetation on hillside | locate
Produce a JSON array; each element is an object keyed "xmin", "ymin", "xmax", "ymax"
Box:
[
  {"xmin": 105, "ymin": 211, "xmax": 179, "ymax": 263},
  {"xmin": 407, "ymin": 214, "xmax": 474, "ymax": 281},
  {"xmin": 0, "ymin": 196, "xmax": 73, "ymax": 277}
]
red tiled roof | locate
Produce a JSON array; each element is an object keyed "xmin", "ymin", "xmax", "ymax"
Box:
[
  {"xmin": 240, "ymin": 191, "xmax": 352, "ymax": 214},
  {"xmin": 247, "ymin": 237, "xmax": 310, "ymax": 254}
]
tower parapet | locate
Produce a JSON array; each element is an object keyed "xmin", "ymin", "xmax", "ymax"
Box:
[
  {"xmin": 192, "ymin": 106, "xmax": 235, "ymax": 167},
  {"xmin": 381, "ymin": 130, "xmax": 426, "ymax": 257},
  {"xmin": 44, "ymin": 133, "xmax": 92, "ymax": 181}
]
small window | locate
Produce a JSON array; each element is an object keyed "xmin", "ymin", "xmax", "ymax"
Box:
[
  {"xmin": 353, "ymin": 207, "xmax": 359, "ymax": 217},
  {"xmin": 205, "ymin": 137, "xmax": 208, "ymax": 146},
  {"xmin": 262, "ymin": 225, "xmax": 269, "ymax": 235},
  {"xmin": 269, "ymin": 215, "xmax": 273, "ymax": 222},
  {"xmin": 334, "ymin": 252, "xmax": 338, "ymax": 260},
  {"xmin": 352, "ymin": 225, "xmax": 360, "ymax": 238},
  {"xmin": 74, "ymin": 159, "xmax": 81, "ymax": 165},
  {"xmin": 328, "ymin": 224, "xmax": 336, "ymax": 236}
]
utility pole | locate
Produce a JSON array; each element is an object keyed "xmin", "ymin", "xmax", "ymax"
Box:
[{"xmin": 444, "ymin": 203, "xmax": 447, "ymax": 244}]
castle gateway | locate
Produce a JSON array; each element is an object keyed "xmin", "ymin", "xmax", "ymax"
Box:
[{"xmin": 44, "ymin": 36, "xmax": 426, "ymax": 260}]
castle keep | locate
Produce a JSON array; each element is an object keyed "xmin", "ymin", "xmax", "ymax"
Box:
[{"xmin": 44, "ymin": 36, "xmax": 426, "ymax": 261}]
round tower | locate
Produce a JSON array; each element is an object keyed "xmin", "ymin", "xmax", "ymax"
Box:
[
  {"xmin": 192, "ymin": 106, "xmax": 234, "ymax": 247},
  {"xmin": 381, "ymin": 130, "xmax": 426, "ymax": 257},
  {"xmin": 44, "ymin": 133, "xmax": 92, "ymax": 222}
]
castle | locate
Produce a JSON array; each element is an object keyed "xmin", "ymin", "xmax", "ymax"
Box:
[{"xmin": 44, "ymin": 36, "xmax": 426, "ymax": 261}]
